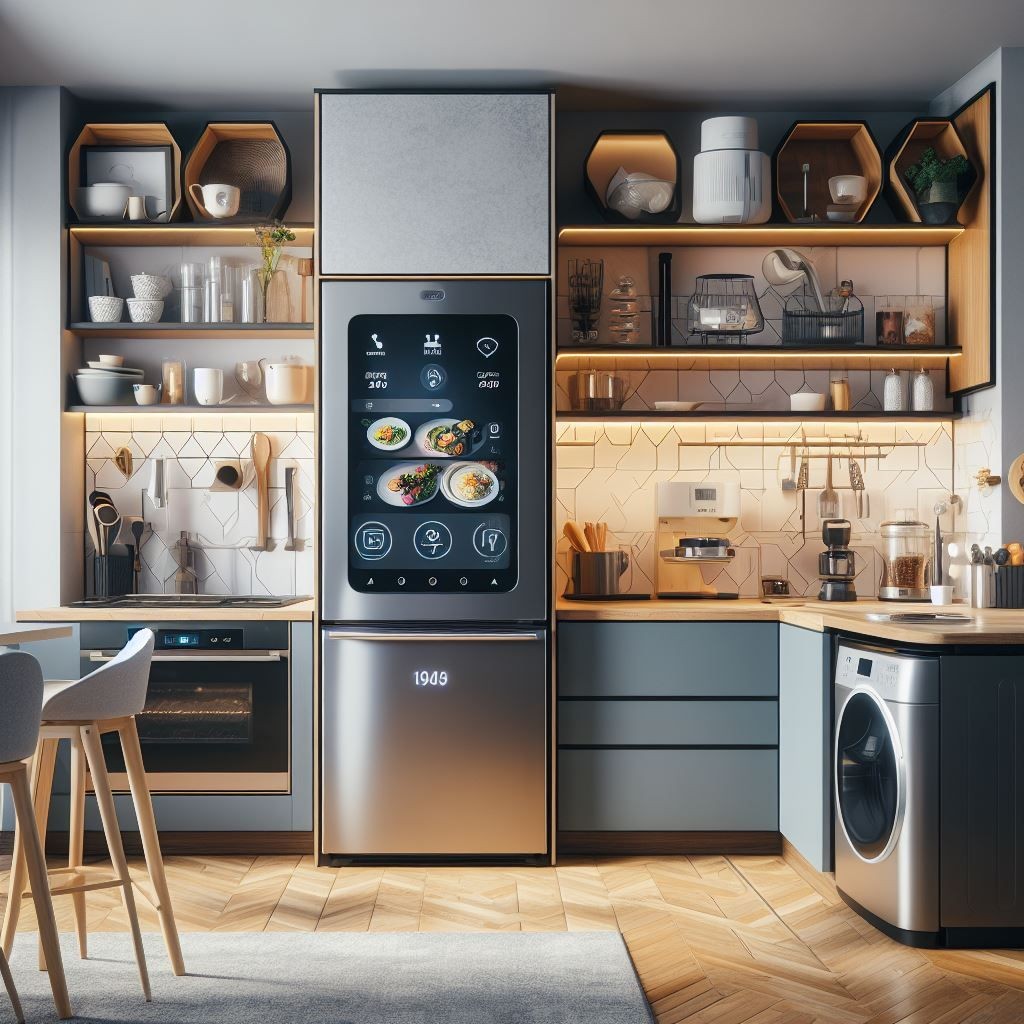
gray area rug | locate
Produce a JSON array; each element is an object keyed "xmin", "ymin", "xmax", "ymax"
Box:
[{"xmin": 8, "ymin": 932, "xmax": 653, "ymax": 1023}]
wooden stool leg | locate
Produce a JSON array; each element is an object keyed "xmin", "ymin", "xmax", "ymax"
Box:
[
  {"xmin": 68, "ymin": 735, "xmax": 89, "ymax": 959},
  {"xmin": 0, "ymin": 948, "xmax": 25, "ymax": 1024},
  {"xmin": 118, "ymin": 718, "xmax": 185, "ymax": 975},
  {"xmin": 79, "ymin": 724, "xmax": 151, "ymax": 1002},
  {"xmin": 31, "ymin": 740, "xmax": 58, "ymax": 973},
  {"xmin": 8, "ymin": 768, "xmax": 72, "ymax": 1020}
]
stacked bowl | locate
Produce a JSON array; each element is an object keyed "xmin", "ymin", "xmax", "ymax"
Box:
[
  {"xmin": 127, "ymin": 273, "xmax": 172, "ymax": 322},
  {"xmin": 74, "ymin": 354, "xmax": 144, "ymax": 406}
]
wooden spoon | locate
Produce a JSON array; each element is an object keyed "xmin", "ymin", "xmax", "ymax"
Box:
[
  {"xmin": 563, "ymin": 521, "xmax": 591, "ymax": 553},
  {"xmin": 251, "ymin": 432, "xmax": 272, "ymax": 551},
  {"xmin": 584, "ymin": 522, "xmax": 599, "ymax": 552}
]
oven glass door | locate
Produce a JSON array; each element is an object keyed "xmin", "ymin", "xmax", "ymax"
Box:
[{"xmin": 99, "ymin": 653, "xmax": 289, "ymax": 793}]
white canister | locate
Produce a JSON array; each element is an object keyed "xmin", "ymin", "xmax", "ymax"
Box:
[
  {"xmin": 193, "ymin": 367, "xmax": 224, "ymax": 406},
  {"xmin": 261, "ymin": 360, "xmax": 311, "ymax": 405},
  {"xmin": 911, "ymin": 368, "xmax": 934, "ymax": 412},
  {"xmin": 883, "ymin": 368, "xmax": 904, "ymax": 412}
]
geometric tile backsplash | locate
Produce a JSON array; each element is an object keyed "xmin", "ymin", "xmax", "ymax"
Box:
[
  {"xmin": 556, "ymin": 419, "xmax": 959, "ymax": 600},
  {"xmin": 84, "ymin": 412, "xmax": 313, "ymax": 598}
]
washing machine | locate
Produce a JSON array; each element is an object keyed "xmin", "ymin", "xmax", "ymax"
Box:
[{"xmin": 833, "ymin": 640, "xmax": 940, "ymax": 946}]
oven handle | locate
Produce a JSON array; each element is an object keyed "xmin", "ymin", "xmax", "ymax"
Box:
[
  {"xmin": 325, "ymin": 631, "xmax": 541, "ymax": 643},
  {"xmin": 86, "ymin": 650, "xmax": 286, "ymax": 663}
]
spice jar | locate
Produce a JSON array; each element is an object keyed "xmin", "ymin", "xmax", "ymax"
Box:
[
  {"xmin": 161, "ymin": 360, "xmax": 186, "ymax": 405},
  {"xmin": 911, "ymin": 368, "xmax": 934, "ymax": 412},
  {"xmin": 883, "ymin": 368, "xmax": 904, "ymax": 411}
]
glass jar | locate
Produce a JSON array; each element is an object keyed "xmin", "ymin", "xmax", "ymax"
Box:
[
  {"xmin": 904, "ymin": 296, "xmax": 936, "ymax": 346},
  {"xmin": 875, "ymin": 296, "xmax": 905, "ymax": 345},
  {"xmin": 686, "ymin": 274, "xmax": 764, "ymax": 343},
  {"xmin": 879, "ymin": 513, "xmax": 932, "ymax": 600}
]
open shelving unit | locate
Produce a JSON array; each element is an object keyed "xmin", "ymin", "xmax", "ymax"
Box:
[
  {"xmin": 68, "ymin": 322, "xmax": 314, "ymax": 339},
  {"xmin": 557, "ymin": 224, "xmax": 963, "ymax": 247},
  {"xmin": 68, "ymin": 404, "xmax": 313, "ymax": 415},
  {"xmin": 556, "ymin": 410, "xmax": 961, "ymax": 422}
]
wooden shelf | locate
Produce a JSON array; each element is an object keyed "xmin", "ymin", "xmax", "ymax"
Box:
[
  {"xmin": 68, "ymin": 322, "xmax": 314, "ymax": 339},
  {"xmin": 67, "ymin": 404, "xmax": 313, "ymax": 414},
  {"xmin": 68, "ymin": 223, "xmax": 315, "ymax": 246},
  {"xmin": 557, "ymin": 410, "xmax": 961, "ymax": 422},
  {"xmin": 557, "ymin": 344, "xmax": 959, "ymax": 358},
  {"xmin": 557, "ymin": 224, "xmax": 963, "ymax": 247}
]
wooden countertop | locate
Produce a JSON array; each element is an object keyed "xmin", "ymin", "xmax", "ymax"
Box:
[
  {"xmin": 16, "ymin": 600, "xmax": 315, "ymax": 623},
  {"xmin": 0, "ymin": 622, "xmax": 75, "ymax": 645},
  {"xmin": 556, "ymin": 597, "xmax": 1024, "ymax": 646}
]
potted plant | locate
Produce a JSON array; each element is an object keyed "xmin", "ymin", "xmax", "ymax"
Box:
[{"xmin": 903, "ymin": 146, "xmax": 972, "ymax": 224}]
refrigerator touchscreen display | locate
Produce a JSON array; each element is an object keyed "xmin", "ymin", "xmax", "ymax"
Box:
[{"xmin": 348, "ymin": 314, "xmax": 517, "ymax": 593}]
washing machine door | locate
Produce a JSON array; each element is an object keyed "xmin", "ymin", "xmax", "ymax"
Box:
[{"xmin": 835, "ymin": 688, "xmax": 905, "ymax": 862}]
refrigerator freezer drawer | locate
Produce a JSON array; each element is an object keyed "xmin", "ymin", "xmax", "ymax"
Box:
[{"xmin": 321, "ymin": 629, "xmax": 549, "ymax": 857}]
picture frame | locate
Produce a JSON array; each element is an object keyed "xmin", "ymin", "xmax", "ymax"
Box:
[{"xmin": 81, "ymin": 144, "xmax": 174, "ymax": 221}]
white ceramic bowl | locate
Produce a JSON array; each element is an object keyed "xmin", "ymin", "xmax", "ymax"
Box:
[
  {"xmin": 790, "ymin": 392, "xmax": 827, "ymax": 412},
  {"xmin": 133, "ymin": 384, "xmax": 162, "ymax": 406},
  {"xmin": 75, "ymin": 374, "xmax": 134, "ymax": 406},
  {"xmin": 130, "ymin": 273, "xmax": 173, "ymax": 300},
  {"xmin": 88, "ymin": 295, "xmax": 124, "ymax": 323},
  {"xmin": 828, "ymin": 174, "xmax": 867, "ymax": 206},
  {"xmin": 98, "ymin": 354, "xmax": 124, "ymax": 367},
  {"xmin": 75, "ymin": 183, "xmax": 130, "ymax": 219},
  {"xmin": 127, "ymin": 298, "xmax": 164, "ymax": 323}
]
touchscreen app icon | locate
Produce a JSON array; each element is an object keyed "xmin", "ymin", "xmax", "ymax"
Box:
[{"xmin": 476, "ymin": 336, "xmax": 499, "ymax": 358}]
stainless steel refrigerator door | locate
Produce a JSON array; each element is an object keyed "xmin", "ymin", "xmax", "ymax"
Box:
[
  {"xmin": 321, "ymin": 628, "xmax": 549, "ymax": 856},
  {"xmin": 321, "ymin": 279, "xmax": 550, "ymax": 623}
]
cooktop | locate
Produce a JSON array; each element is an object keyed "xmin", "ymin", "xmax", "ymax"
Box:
[{"xmin": 70, "ymin": 595, "xmax": 311, "ymax": 608}]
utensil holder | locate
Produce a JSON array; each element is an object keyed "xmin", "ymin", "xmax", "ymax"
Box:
[
  {"xmin": 783, "ymin": 291, "xmax": 865, "ymax": 345},
  {"xmin": 995, "ymin": 565, "xmax": 1024, "ymax": 608},
  {"xmin": 93, "ymin": 554, "xmax": 133, "ymax": 599}
]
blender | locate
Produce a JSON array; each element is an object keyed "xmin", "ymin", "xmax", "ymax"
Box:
[
  {"xmin": 818, "ymin": 519, "xmax": 857, "ymax": 602},
  {"xmin": 879, "ymin": 512, "xmax": 932, "ymax": 600}
]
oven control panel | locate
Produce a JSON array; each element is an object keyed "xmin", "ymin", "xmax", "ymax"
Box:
[{"xmin": 131, "ymin": 627, "xmax": 245, "ymax": 650}]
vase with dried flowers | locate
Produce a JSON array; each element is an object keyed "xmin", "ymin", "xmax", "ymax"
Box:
[{"xmin": 254, "ymin": 223, "xmax": 296, "ymax": 322}]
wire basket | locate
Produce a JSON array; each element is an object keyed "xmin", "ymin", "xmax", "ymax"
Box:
[
  {"xmin": 783, "ymin": 289, "xmax": 865, "ymax": 346},
  {"xmin": 686, "ymin": 274, "xmax": 764, "ymax": 345}
]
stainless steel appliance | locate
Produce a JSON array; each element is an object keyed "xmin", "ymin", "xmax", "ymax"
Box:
[
  {"xmin": 834, "ymin": 640, "xmax": 939, "ymax": 944},
  {"xmin": 818, "ymin": 518, "xmax": 857, "ymax": 602},
  {"xmin": 319, "ymin": 279, "xmax": 550, "ymax": 861},
  {"xmin": 568, "ymin": 550, "xmax": 630, "ymax": 597},
  {"xmin": 80, "ymin": 621, "xmax": 291, "ymax": 794}
]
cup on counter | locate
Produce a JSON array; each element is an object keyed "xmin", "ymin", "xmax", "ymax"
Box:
[
  {"xmin": 127, "ymin": 196, "xmax": 148, "ymax": 221},
  {"xmin": 133, "ymin": 383, "xmax": 162, "ymax": 406},
  {"xmin": 193, "ymin": 367, "xmax": 224, "ymax": 406},
  {"xmin": 930, "ymin": 584, "xmax": 954, "ymax": 605}
]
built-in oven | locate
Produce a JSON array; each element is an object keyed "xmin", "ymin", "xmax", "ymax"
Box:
[{"xmin": 79, "ymin": 621, "xmax": 290, "ymax": 794}]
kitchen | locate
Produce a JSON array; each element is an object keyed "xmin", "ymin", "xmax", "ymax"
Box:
[{"xmin": 3, "ymin": 12, "xmax": 1024, "ymax": 1023}]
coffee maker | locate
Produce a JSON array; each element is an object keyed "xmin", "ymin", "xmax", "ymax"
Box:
[{"xmin": 818, "ymin": 518, "xmax": 857, "ymax": 602}]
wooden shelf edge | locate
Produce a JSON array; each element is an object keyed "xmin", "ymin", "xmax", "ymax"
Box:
[
  {"xmin": 556, "ymin": 411, "xmax": 961, "ymax": 421},
  {"xmin": 556, "ymin": 345, "xmax": 960, "ymax": 357},
  {"xmin": 68, "ymin": 405, "xmax": 313, "ymax": 414},
  {"xmin": 69, "ymin": 322, "xmax": 314, "ymax": 339},
  {"xmin": 557, "ymin": 223, "xmax": 964, "ymax": 247},
  {"xmin": 68, "ymin": 223, "xmax": 315, "ymax": 247}
]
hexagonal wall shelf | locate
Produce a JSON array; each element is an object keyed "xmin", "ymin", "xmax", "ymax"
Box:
[{"xmin": 584, "ymin": 130, "xmax": 681, "ymax": 223}]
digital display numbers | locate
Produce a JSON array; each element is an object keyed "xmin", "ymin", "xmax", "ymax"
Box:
[{"xmin": 414, "ymin": 670, "xmax": 449, "ymax": 688}]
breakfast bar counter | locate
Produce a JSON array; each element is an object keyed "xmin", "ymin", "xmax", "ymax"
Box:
[{"xmin": 16, "ymin": 600, "xmax": 315, "ymax": 623}]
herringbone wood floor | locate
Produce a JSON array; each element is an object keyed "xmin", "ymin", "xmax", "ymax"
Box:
[{"xmin": 4, "ymin": 851, "xmax": 1024, "ymax": 1022}]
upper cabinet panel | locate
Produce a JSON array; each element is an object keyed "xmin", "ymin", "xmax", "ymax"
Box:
[{"xmin": 318, "ymin": 92, "xmax": 551, "ymax": 277}]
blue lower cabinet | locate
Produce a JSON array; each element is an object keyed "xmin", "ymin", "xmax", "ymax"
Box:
[{"xmin": 558, "ymin": 749, "xmax": 779, "ymax": 831}]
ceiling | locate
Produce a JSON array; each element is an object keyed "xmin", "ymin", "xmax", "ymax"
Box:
[{"xmin": 1, "ymin": 0, "xmax": 1022, "ymax": 111}]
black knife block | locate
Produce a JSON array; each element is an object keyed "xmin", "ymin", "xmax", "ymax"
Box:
[
  {"xmin": 995, "ymin": 565, "xmax": 1024, "ymax": 608},
  {"xmin": 93, "ymin": 554, "xmax": 133, "ymax": 599}
]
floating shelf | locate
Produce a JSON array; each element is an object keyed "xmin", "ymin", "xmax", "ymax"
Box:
[
  {"xmin": 68, "ymin": 322, "xmax": 314, "ymax": 339},
  {"xmin": 557, "ymin": 224, "xmax": 963, "ymax": 247},
  {"xmin": 557, "ymin": 411, "xmax": 960, "ymax": 422},
  {"xmin": 68, "ymin": 223, "xmax": 315, "ymax": 247},
  {"xmin": 68, "ymin": 404, "xmax": 313, "ymax": 414},
  {"xmin": 556, "ymin": 344, "xmax": 960, "ymax": 359}
]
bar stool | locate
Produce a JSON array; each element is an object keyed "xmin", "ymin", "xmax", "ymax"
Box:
[
  {"xmin": 0, "ymin": 651, "xmax": 71, "ymax": 1020},
  {"xmin": 2, "ymin": 628, "xmax": 185, "ymax": 999}
]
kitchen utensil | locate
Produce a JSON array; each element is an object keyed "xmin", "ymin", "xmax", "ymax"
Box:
[
  {"xmin": 126, "ymin": 298, "xmax": 163, "ymax": 323},
  {"xmin": 88, "ymin": 295, "xmax": 124, "ymax": 322},
  {"xmin": 161, "ymin": 360, "xmax": 186, "ymax": 405},
  {"xmin": 193, "ymin": 367, "xmax": 224, "ymax": 406},
  {"xmin": 235, "ymin": 360, "xmax": 264, "ymax": 402},
  {"xmin": 818, "ymin": 518, "xmax": 856, "ymax": 602},
  {"xmin": 147, "ymin": 458, "xmax": 166, "ymax": 509},
  {"xmin": 801, "ymin": 163, "xmax": 810, "ymax": 219},
  {"xmin": 212, "ymin": 461, "xmax": 243, "ymax": 491},
  {"xmin": 686, "ymin": 274, "xmax": 764, "ymax": 343},
  {"xmin": 75, "ymin": 374, "xmax": 134, "ymax": 405},
  {"xmin": 568, "ymin": 549, "xmax": 630, "ymax": 597},
  {"xmin": 251, "ymin": 432, "xmax": 272, "ymax": 551},
  {"xmin": 563, "ymin": 521, "xmax": 591, "ymax": 553},
  {"xmin": 933, "ymin": 499, "xmax": 947, "ymax": 585},
  {"xmin": 568, "ymin": 258, "xmax": 604, "ymax": 342},
  {"xmin": 133, "ymin": 383, "xmax": 161, "ymax": 405},
  {"xmin": 173, "ymin": 532, "xmax": 199, "ymax": 594},
  {"xmin": 113, "ymin": 446, "xmax": 133, "ymax": 480},
  {"xmin": 781, "ymin": 445, "xmax": 797, "ymax": 491},
  {"xmin": 260, "ymin": 359, "xmax": 311, "ymax": 405},
  {"xmin": 127, "ymin": 518, "xmax": 145, "ymax": 592},
  {"xmin": 762, "ymin": 248, "xmax": 826, "ymax": 311},
  {"xmin": 866, "ymin": 612, "xmax": 973, "ymax": 623},
  {"xmin": 130, "ymin": 273, "xmax": 173, "ymax": 300},
  {"xmin": 597, "ymin": 522, "xmax": 608, "ymax": 551},
  {"xmin": 180, "ymin": 262, "xmax": 204, "ymax": 323},
  {"xmin": 189, "ymin": 182, "xmax": 241, "ymax": 219},
  {"xmin": 797, "ymin": 449, "xmax": 809, "ymax": 490},
  {"xmin": 285, "ymin": 466, "xmax": 304, "ymax": 551},
  {"xmin": 879, "ymin": 512, "xmax": 932, "ymax": 600},
  {"xmin": 75, "ymin": 182, "xmax": 130, "ymax": 219},
  {"xmin": 584, "ymin": 522, "xmax": 599, "ymax": 552},
  {"xmin": 298, "ymin": 257, "xmax": 314, "ymax": 322},
  {"xmin": 656, "ymin": 252, "xmax": 672, "ymax": 345},
  {"xmin": 791, "ymin": 392, "xmax": 826, "ymax": 412},
  {"xmin": 93, "ymin": 501, "xmax": 121, "ymax": 557},
  {"xmin": 818, "ymin": 456, "xmax": 839, "ymax": 519},
  {"xmin": 829, "ymin": 174, "xmax": 868, "ymax": 205},
  {"xmin": 849, "ymin": 457, "xmax": 865, "ymax": 517}
]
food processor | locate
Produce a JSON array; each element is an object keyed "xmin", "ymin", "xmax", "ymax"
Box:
[{"xmin": 878, "ymin": 511, "xmax": 932, "ymax": 600}]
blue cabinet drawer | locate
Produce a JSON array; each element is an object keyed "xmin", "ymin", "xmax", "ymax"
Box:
[
  {"xmin": 558, "ymin": 699, "xmax": 777, "ymax": 747},
  {"xmin": 558, "ymin": 749, "xmax": 779, "ymax": 831},
  {"xmin": 558, "ymin": 622, "xmax": 778, "ymax": 697}
]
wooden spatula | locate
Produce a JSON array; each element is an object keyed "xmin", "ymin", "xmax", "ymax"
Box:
[
  {"xmin": 251, "ymin": 432, "xmax": 272, "ymax": 551},
  {"xmin": 563, "ymin": 521, "xmax": 591, "ymax": 553}
]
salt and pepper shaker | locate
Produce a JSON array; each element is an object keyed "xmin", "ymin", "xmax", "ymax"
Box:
[
  {"xmin": 883, "ymin": 368, "xmax": 904, "ymax": 412},
  {"xmin": 911, "ymin": 368, "xmax": 934, "ymax": 412}
]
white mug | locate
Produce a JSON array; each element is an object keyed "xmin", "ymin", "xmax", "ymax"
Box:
[
  {"xmin": 828, "ymin": 174, "xmax": 868, "ymax": 206},
  {"xmin": 193, "ymin": 367, "xmax": 224, "ymax": 406},
  {"xmin": 189, "ymin": 182, "xmax": 240, "ymax": 219},
  {"xmin": 260, "ymin": 359, "xmax": 311, "ymax": 405},
  {"xmin": 127, "ymin": 196, "xmax": 148, "ymax": 221}
]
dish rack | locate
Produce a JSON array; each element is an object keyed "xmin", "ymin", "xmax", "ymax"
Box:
[{"xmin": 783, "ymin": 290, "xmax": 864, "ymax": 345}]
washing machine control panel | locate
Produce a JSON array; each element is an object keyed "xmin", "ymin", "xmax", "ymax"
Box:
[{"xmin": 836, "ymin": 644, "xmax": 939, "ymax": 705}]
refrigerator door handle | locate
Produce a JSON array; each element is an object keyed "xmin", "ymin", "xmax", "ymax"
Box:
[{"xmin": 325, "ymin": 630, "xmax": 542, "ymax": 643}]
